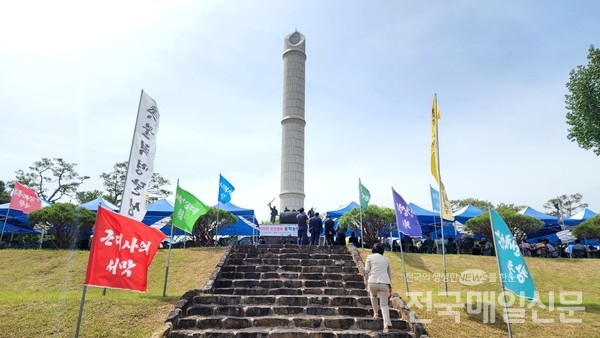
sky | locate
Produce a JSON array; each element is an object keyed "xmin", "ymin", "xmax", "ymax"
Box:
[{"xmin": 1, "ymin": 0, "xmax": 599, "ymax": 223}]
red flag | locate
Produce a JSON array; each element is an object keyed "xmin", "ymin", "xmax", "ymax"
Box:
[
  {"xmin": 9, "ymin": 182, "xmax": 42, "ymax": 214},
  {"xmin": 84, "ymin": 206, "xmax": 166, "ymax": 292}
]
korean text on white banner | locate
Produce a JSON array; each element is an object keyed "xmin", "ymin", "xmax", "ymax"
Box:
[{"xmin": 120, "ymin": 90, "xmax": 160, "ymax": 221}]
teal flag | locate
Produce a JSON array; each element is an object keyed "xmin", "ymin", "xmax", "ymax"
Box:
[
  {"xmin": 359, "ymin": 179, "xmax": 371, "ymax": 211},
  {"xmin": 173, "ymin": 185, "xmax": 210, "ymax": 234},
  {"xmin": 489, "ymin": 209, "xmax": 537, "ymax": 300}
]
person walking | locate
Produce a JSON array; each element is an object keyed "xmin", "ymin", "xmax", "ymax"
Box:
[
  {"xmin": 324, "ymin": 215, "xmax": 335, "ymax": 245},
  {"xmin": 296, "ymin": 208, "xmax": 309, "ymax": 245},
  {"xmin": 309, "ymin": 212, "xmax": 323, "ymax": 245},
  {"xmin": 364, "ymin": 243, "xmax": 393, "ymax": 332}
]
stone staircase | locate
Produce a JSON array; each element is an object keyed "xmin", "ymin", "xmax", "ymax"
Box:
[{"xmin": 161, "ymin": 244, "xmax": 425, "ymax": 337}]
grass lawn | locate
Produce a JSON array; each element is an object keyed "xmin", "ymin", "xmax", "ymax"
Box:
[
  {"xmin": 0, "ymin": 247, "xmax": 226, "ymax": 338},
  {"xmin": 0, "ymin": 248, "xmax": 598, "ymax": 337},
  {"xmin": 359, "ymin": 250, "xmax": 600, "ymax": 338}
]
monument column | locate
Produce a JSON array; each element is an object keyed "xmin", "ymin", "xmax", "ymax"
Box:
[{"xmin": 280, "ymin": 31, "xmax": 306, "ymax": 212}]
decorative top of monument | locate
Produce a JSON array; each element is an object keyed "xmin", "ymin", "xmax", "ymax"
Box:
[{"xmin": 284, "ymin": 31, "xmax": 306, "ymax": 55}]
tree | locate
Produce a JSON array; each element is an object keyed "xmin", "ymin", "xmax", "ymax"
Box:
[
  {"xmin": 0, "ymin": 180, "xmax": 10, "ymax": 204},
  {"xmin": 338, "ymin": 205, "xmax": 395, "ymax": 247},
  {"xmin": 450, "ymin": 198, "xmax": 494, "ymax": 212},
  {"xmin": 565, "ymin": 45, "xmax": 600, "ymax": 155},
  {"xmin": 543, "ymin": 193, "xmax": 588, "ymax": 217},
  {"xmin": 100, "ymin": 161, "xmax": 128, "ymax": 205},
  {"xmin": 100, "ymin": 161, "xmax": 172, "ymax": 205},
  {"xmin": 147, "ymin": 173, "xmax": 172, "ymax": 203},
  {"xmin": 572, "ymin": 215, "xmax": 600, "ymax": 239},
  {"xmin": 13, "ymin": 158, "xmax": 90, "ymax": 203},
  {"xmin": 495, "ymin": 203, "xmax": 526, "ymax": 213},
  {"xmin": 464, "ymin": 208, "xmax": 544, "ymax": 244},
  {"xmin": 28, "ymin": 203, "xmax": 96, "ymax": 249},
  {"xmin": 191, "ymin": 208, "xmax": 237, "ymax": 246},
  {"xmin": 76, "ymin": 190, "xmax": 105, "ymax": 203}
]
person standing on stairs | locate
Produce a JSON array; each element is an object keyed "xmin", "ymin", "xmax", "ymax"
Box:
[{"xmin": 364, "ymin": 243, "xmax": 393, "ymax": 332}]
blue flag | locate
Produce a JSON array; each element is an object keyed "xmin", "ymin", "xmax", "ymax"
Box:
[
  {"xmin": 218, "ymin": 174, "xmax": 235, "ymax": 204},
  {"xmin": 489, "ymin": 209, "xmax": 537, "ymax": 300},
  {"xmin": 430, "ymin": 185, "xmax": 440, "ymax": 212},
  {"xmin": 392, "ymin": 187, "xmax": 422, "ymax": 238}
]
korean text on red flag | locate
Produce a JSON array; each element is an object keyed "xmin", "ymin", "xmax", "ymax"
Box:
[
  {"xmin": 85, "ymin": 206, "xmax": 166, "ymax": 292},
  {"xmin": 9, "ymin": 182, "xmax": 42, "ymax": 214}
]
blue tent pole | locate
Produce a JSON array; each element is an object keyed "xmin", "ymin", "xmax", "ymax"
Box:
[{"xmin": 1, "ymin": 208, "xmax": 10, "ymax": 241}]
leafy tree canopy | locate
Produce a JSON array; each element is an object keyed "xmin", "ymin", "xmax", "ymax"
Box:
[
  {"xmin": 192, "ymin": 208, "xmax": 237, "ymax": 246},
  {"xmin": 338, "ymin": 205, "xmax": 395, "ymax": 247},
  {"xmin": 76, "ymin": 190, "xmax": 104, "ymax": 204},
  {"xmin": 28, "ymin": 203, "xmax": 96, "ymax": 249},
  {"xmin": 565, "ymin": 45, "xmax": 600, "ymax": 155},
  {"xmin": 543, "ymin": 193, "xmax": 588, "ymax": 217},
  {"xmin": 100, "ymin": 161, "xmax": 171, "ymax": 205},
  {"xmin": 464, "ymin": 208, "xmax": 543, "ymax": 244},
  {"xmin": 13, "ymin": 158, "xmax": 89, "ymax": 203},
  {"xmin": 572, "ymin": 214, "xmax": 600, "ymax": 239},
  {"xmin": 451, "ymin": 198, "xmax": 494, "ymax": 212},
  {"xmin": 0, "ymin": 180, "xmax": 10, "ymax": 204}
]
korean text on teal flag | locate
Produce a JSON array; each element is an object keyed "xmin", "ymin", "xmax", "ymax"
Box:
[{"xmin": 490, "ymin": 209, "xmax": 537, "ymax": 300}]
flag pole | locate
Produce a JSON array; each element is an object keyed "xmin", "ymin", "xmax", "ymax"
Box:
[
  {"xmin": 74, "ymin": 285, "xmax": 88, "ymax": 338},
  {"xmin": 163, "ymin": 180, "xmax": 178, "ymax": 297},
  {"xmin": 489, "ymin": 209, "xmax": 513, "ymax": 338},
  {"xmin": 358, "ymin": 179, "xmax": 364, "ymax": 249},
  {"xmin": 434, "ymin": 94, "xmax": 449, "ymax": 297},
  {"xmin": 397, "ymin": 229, "xmax": 410, "ymax": 297}
]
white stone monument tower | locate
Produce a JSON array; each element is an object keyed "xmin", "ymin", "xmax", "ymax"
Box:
[{"xmin": 279, "ymin": 31, "xmax": 306, "ymax": 212}]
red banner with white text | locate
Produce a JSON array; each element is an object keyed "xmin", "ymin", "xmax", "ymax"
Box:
[
  {"xmin": 84, "ymin": 206, "xmax": 166, "ymax": 292},
  {"xmin": 9, "ymin": 182, "xmax": 42, "ymax": 214}
]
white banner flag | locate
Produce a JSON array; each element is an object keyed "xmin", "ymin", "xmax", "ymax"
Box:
[{"xmin": 119, "ymin": 90, "xmax": 160, "ymax": 221}]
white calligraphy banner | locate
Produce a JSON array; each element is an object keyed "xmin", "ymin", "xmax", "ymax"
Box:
[{"xmin": 120, "ymin": 90, "xmax": 160, "ymax": 221}]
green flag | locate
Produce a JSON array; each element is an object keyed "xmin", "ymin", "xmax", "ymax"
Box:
[
  {"xmin": 359, "ymin": 179, "xmax": 371, "ymax": 211},
  {"xmin": 173, "ymin": 185, "xmax": 209, "ymax": 234}
]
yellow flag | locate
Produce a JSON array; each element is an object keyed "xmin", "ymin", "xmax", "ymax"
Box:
[
  {"xmin": 430, "ymin": 94, "xmax": 441, "ymax": 185},
  {"xmin": 439, "ymin": 181, "xmax": 455, "ymax": 221}
]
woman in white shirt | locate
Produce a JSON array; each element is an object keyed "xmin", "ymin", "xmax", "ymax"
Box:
[{"xmin": 364, "ymin": 243, "xmax": 393, "ymax": 332}]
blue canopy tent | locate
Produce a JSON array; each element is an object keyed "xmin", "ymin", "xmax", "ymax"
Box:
[
  {"xmin": 79, "ymin": 197, "xmax": 119, "ymax": 212},
  {"xmin": 215, "ymin": 202, "xmax": 259, "ymax": 236},
  {"xmin": 565, "ymin": 208, "xmax": 597, "ymax": 226},
  {"xmin": 0, "ymin": 200, "xmax": 51, "ymax": 227},
  {"xmin": 326, "ymin": 201, "xmax": 359, "ymax": 226},
  {"xmin": 518, "ymin": 207, "xmax": 558, "ymax": 226},
  {"xmin": 142, "ymin": 199, "xmax": 185, "ymax": 236},
  {"xmin": 453, "ymin": 205, "xmax": 485, "ymax": 224},
  {"xmin": 0, "ymin": 221, "xmax": 41, "ymax": 235}
]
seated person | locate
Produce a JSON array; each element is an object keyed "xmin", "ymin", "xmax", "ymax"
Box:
[
  {"xmin": 420, "ymin": 235, "xmax": 434, "ymax": 253},
  {"xmin": 391, "ymin": 240, "xmax": 400, "ymax": 252},
  {"xmin": 348, "ymin": 232, "xmax": 360, "ymax": 247},
  {"xmin": 572, "ymin": 239, "xmax": 590, "ymax": 258},
  {"xmin": 472, "ymin": 244, "xmax": 482, "ymax": 255},
  {"xmin": 519, "ymin": 241, "xmax": 532, "ymax": 256},
  {"xmin": 533, "ymin": 239, "xmax": 546, "ymax": 256},
  {"xmin": 446, "ymin": 237, "xmax": 458, "ymax": 254},
  {"xmin": 543, "ymin": 239, "xmax": 558, "ymax": 258}
]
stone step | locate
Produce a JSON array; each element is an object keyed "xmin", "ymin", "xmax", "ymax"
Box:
[
  {"xmin": 231, "ymin": 245, "xmax": 349, "ymax": 253},
  {"xmin": 194, "ymin": 295, "xmax": 373, "ymax": 307},
  {"xmin": 220, "ymin": 265, "xmax": 359, "ymax": 274},
  {"xmin": 212, "ymin": 288, "xmax": 369, "ymax": 296},
  {"xmin": 170, "ymin": 328, "xmax": 413, "ymax": 338},
  {"xmin": 225, "ymin": 258, "xmax": 356, "ymax": 267},
  {"xmin": 213, "ymin": 279, "xmax": 365, "ymax": 289},
  {"xmin": 227, "ymin": 253, "xmax": 353, "ymax": 260},
  {"xmin": 185, "ymin": 305, "xmax": 401, "ymax": 319},
  {"xmin": 175, "ymin": 315, "xmax": 408, "ymax": 331},
  {"xmin": 220, "ymin": 272, "xmax": 364, "ymax": 281}
]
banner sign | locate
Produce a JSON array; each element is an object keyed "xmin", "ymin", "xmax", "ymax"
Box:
[
  {"xmin": 259, "ymin": 224, "xmax": 297, "ymax": 237},
  {"xmin": 85, "ymin": 206, "xmax": 166, "ymax": 292},
  {"xmin": 120, "ymin": 91, "xmax": 160, "ymax": 221}
]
